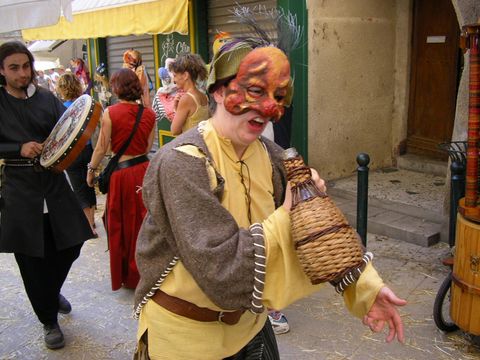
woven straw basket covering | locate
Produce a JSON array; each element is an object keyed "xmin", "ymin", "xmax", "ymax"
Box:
[{"xmin": 284, "ymin": 153, "xmax": 364, "ymax": 285}]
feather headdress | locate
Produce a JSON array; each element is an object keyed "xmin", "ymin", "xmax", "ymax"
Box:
[
  {"xmin": 206, "ymin": 5, "xmax": 302, "ymax": 97},
  {"xmin": 228, "ymin": 5, "xmax": 302, "ymax": 55}
]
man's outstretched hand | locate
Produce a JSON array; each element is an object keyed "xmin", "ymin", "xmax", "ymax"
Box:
[{"xmin": 362, "ymin": 287, "xmax": 407, "ymax": 343}]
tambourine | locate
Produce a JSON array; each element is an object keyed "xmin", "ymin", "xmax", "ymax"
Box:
[{"xmin": 40, "ymin": 94, "xmax": 102, "ymax": 173}]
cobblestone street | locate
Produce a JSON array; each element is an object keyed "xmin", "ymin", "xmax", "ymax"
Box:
[{"xmin": 1, "ymin": 197, "xmax": 480, "ymax": 359}]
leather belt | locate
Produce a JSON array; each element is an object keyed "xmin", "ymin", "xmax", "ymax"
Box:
[
  {"xmin": 116, "ymin": 154, "xmax": 149, "ymax": 170},
  {"xmin": 151, "ymin": 290, "xmax": 245, "ymax": 325},
  {"xmin": 2, "ymin": 158, "xmax": 34, "ymax": 166},
  {"xmin": 2, "ymin": 158, "xmax": 44, "ymax": 172}
]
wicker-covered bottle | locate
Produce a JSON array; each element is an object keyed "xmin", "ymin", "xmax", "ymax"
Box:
[{"xmin": 283, "ymin": 148, "xmax": 365, "ymax": 285}]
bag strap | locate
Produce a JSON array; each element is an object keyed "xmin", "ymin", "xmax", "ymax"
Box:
[{"xmin": 112, "ymin": 104, "xmax": 144, "ymax": 161}]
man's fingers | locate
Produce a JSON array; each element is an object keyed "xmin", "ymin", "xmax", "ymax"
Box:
[
  {"xmin": 22, "ymin": 142, "xmax": 44, "ymax": 157},
  {"xmin": 34, "ymin": 144, "xmax": 43, "ymax": 155},
  {"xmin": 382, "ymin": 287, "xmax": 407, "ymax": 306},
  {"xmin": 385, "ymin": 318, "xmax": 396, "ymax": 343},
  {"xmin": 371, "ymin": 319, "xmax": 385, "ymax": 333},
  {"xmin": 310, "ymin": 168, "xmax": 327, "ymax": 193},
  {"xmin": 390, "ymin": 294, "xmax": 408, "ymax": 307},
  {"xmin": 363, "ymin": 316, "xmax": 384, "ymax": 333},
  {"xmin": 392, "ymin": 311, "xmax": 405, "ymax": 343}
]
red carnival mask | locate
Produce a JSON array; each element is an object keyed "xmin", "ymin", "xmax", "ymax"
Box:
[{"xmin": 224, "ymin": 47, "xmax": 291, "ymax": 122}]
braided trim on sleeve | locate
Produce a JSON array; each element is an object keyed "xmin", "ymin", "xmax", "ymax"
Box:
[
  {"xmin": 133, "ymin": 256, "xmax": 179, "ymax": 319},
  {"xmin": 249, "ymin": 223, "xmax": 266, "ymax": 314},
  {"xmin": 333, "ymin": 252, "xmax": 374, "ymax": 294}
]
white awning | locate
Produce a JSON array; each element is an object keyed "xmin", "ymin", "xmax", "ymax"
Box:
[
  {"xmin": 34, "ymin": 59, "xmax": 61, "ymax": 71},
  {"xmin": 0, "ymin": 0, "xmax": 72, "ymax": 33},
  {"xmin": 71, "ymin": 0, "xmax": 151, "ymax": 13},
  {"xmin": 28, "ymin": 40, "xmax": 64, "ymax": 52}
]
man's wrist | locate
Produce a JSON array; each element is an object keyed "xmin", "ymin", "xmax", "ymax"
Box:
[{"xmin": 0, "ymin": 143, "xmax": 22, "ymax": 158}]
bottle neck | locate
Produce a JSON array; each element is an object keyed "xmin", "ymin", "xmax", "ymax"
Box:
[
  {"xmin": 291, "ymin": 179, "xmax": 326, "ymax": 207},
  {"xmin": 284, "ymin": 156, "xmax": 311, "ymax": 186}
]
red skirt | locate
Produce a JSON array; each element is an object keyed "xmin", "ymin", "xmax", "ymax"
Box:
[{"xmin": 106, "ymin": 161, "xmax": 148, "ymax": 290}]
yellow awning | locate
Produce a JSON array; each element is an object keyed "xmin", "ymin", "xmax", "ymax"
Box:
[{"xmin": 22, "ymin": 0, "xmax": 188, "ymax": 41}]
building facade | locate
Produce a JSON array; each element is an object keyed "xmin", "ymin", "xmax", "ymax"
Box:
[{"xmin": 22, "ymin": 0, "xmax": 479, "ymax": 179}]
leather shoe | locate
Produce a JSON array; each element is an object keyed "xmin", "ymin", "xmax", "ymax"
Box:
[
  {"xmin": 43, "ymin": 323, "xmax": 65, "ymax": 349},
  {"xmin": 58, "ymin": 294, "xmax": 72, "ymax": 314}
]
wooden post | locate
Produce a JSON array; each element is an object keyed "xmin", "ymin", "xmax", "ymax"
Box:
[{"xmin": 462, "ymin": 25, "xmax": 480, "ymax": 208}]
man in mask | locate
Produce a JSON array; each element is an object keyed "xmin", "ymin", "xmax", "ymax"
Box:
[
  {"xmin": 0, "ymin": 41, "xmax": 93, "ymax": 350},
  {"xmin": 133, "ymin": 8, "xmax": 407, "ymax": 360}
]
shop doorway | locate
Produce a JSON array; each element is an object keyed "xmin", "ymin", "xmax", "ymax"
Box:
[{"xmin": 407, "ymin": 0, "xmax": 461, "ymax": 159}]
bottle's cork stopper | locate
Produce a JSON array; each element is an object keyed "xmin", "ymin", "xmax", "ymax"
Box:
[{"xmin": 283, "ymin": 147, "xmax": 299, "ymax": 160}]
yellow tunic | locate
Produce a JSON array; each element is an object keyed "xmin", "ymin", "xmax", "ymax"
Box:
[{"xmin": 137, "ymin": 119, "xmax": 384, "ymax": 359}]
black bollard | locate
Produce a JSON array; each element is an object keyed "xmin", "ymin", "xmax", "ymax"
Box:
[
  {"xmin": 356, "ymin": 153, "xmax": 370, "ymax": 247},
  {"xmin": 449, "ymin": 161, "xmax": 466, "ymax": 248}
]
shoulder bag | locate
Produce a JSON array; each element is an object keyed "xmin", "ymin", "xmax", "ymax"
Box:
[{"xmin": 96, "ymin": 104, "xmax": 144, "ymax": 194}]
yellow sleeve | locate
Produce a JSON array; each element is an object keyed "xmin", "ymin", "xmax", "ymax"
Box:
[
  {"xmin": 342, "ymin": 263, "xmax": 385, "ymax": 318},
  {"xmin": 261, "ymin": 206, "xmax": 385, "ymax": 316},
  {"xmin": 262, "ymin": 206, "xmax": 322, "ymax": 310}
]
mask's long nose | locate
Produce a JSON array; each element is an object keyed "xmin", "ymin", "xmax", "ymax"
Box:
[{"xmin": 257, "ymin": 99, "xmax": 284, "ymax": 121}]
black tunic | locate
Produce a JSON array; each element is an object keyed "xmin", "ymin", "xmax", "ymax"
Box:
[{"xmin": 0, "ymin": 86, "xmax": 93, "ymax": 257}]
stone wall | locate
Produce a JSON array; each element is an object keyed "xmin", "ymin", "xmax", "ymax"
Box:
[{"xmin": 307, "ymin": 0, "xmax": 410, "ymax": 179}]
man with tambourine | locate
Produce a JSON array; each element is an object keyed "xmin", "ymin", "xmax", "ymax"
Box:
[{"xmin": 0, "ymin": 42, "xmax": 93, "ymax": 350}]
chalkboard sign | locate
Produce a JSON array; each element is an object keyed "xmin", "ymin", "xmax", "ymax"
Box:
[
  {"xmin": 158, "ymin": 119, "xmax": 176, "ymax": 146},
  {"xmin": 158, "ymin": 33, "xmax": 191, "ymax": 68}
]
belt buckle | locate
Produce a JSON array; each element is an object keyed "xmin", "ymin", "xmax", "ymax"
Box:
[
  {"xmin": 33, "ymin": 158, "xmax": 44, "ymax": 172},
  {"xmin": 217, "ymin": 311, "xmax": 225, "ymax": 323}
]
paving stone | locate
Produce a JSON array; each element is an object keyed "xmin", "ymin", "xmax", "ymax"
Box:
[
  {"xmin": 330, "ymin": 171, "xmax": 445, "ymax": 247},
  {"xmin": 1, "ymin": 194, "xmax": 479, "ymax": 359}
]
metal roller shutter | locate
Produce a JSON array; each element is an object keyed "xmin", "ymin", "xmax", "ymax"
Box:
[
  {"xmin": 207, "ymin": 0, "xmax": 277, "ymax": 61},
  {"xmin": 106, "ymin": 34, "xmax": 157, "ymax": 148},
  {"xmin": 106, "ymin": 34, "xmax": 155, "ymax": 90}
]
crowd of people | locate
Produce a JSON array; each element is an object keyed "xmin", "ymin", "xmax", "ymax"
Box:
[
  {"xmin": 35, "ymin": 58, "xmax": 91, "ymax": 96},
  {"xmin": 0, "ymin": 7, "xmax": 407, "ymax": 358}
]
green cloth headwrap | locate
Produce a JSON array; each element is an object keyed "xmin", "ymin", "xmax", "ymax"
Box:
[{"xmin": 206, "ymin": 43, "xmax": 253, "ymax": 93}]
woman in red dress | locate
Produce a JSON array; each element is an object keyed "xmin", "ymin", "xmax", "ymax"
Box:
[{"xmin": 86, "ymin": 69, "xmax": 156, "ymax": 290}]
